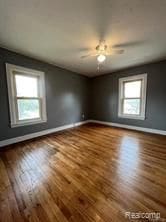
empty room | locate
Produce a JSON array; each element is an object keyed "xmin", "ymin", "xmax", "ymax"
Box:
[{"xmin": 0, "ymin": 0, "xmax": 166, "ymax": 221}]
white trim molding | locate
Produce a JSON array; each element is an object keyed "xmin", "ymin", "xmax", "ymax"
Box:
[
  {"xmin": 118, "ymin": 73, "xmax": 147, "ymax": 120},
  {"xmin": 90, "ymin": 120, "xmax": 166, "ymax": 136},
  {"xmin": 0, "ymin": 120, "xmax": 90, "ymax": 148},
  {"xmin": 1, "ymin": 120, "xmax": 165, "ymax": 148},
  {"xmin": 6, "ymin": 63, "xmax": 47, "ymax": 128}
]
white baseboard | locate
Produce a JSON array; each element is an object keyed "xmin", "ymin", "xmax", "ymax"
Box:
[
  {"xmin": 0, "ymin": 120, "xmax": 90, "ymax": 148},
  {"xmin": 90, "ymin": 120, "xmax": 166, "ymax": 136},
  {"xmin": 1, "ymin": 119, "xmax": 165, "ymax": 147}
]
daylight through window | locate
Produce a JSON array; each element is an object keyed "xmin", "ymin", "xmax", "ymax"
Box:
[
  {"xmin": 118, "ymin": 74, "xmax": 147, "ymax": 120},
  {"xmin": 6, "ymin": 64, "xmax": 47, "ymax": 127}
]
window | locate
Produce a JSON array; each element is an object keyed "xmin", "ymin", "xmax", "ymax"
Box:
[
  {"xmin": 6, "ymin": 64, "xmax": 47, "ymax": 127},
  {"xmin": 118, "ymin": 74, "xmax": 147, "ymax": 120}
]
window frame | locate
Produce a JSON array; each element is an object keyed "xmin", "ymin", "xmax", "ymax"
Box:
[
  {"xmin": 6, "ymin": 63, "xmax": 47, "ymax": 127},
  {"xmin": 118, "ymin": 74, "xmax": 147, "ymax": 120}
]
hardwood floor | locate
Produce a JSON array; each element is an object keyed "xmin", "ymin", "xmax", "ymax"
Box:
[{"xmin": 0, "ymin": 123, "xmax": 166, "ymax": 222}]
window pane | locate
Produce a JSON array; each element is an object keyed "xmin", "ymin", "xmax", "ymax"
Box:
[
  {"xmin": 123, "ymin": 99, "xmax": 140, "ymax": 115},
  {"xmin": 124, "ymin": 80, "xmax": 141, "ymax": 98},
  {"xmin": 17, "ymin": 99, "xmax": 40, "ymax": 120},
  {"xmin": 15, "ymin": 74, "xmax": 38, "ymax": 97}
]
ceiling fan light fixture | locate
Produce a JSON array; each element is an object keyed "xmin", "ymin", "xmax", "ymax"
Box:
[{"xmin": 97, "ymin": 54, "xmax": 106, "ymax": 63}]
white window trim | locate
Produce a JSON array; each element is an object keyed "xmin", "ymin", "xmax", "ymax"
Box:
[
  {"xmin": 118, "ymin": 73, "xmax": 147, "ymax": 120},
  {"xmin": 6, "ymin": 63, "xmax": 47, "ymax": 127}
]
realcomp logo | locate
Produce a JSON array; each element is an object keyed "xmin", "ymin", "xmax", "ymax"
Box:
[{"xmin": 125, "ymin": 212, "xmax": 163, "ymax": 221}]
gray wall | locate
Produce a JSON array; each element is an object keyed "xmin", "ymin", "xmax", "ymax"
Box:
[
  {"xmin": 91, "ymin": 61, "xmax": 166, "ymax": 131},
  {"xmin": 1, "ymin": 47, "xmax": 166, "ymax": 142},
  {"xmin": 0, "ymin": 48, "xmax": 90, "ymax": 141}
]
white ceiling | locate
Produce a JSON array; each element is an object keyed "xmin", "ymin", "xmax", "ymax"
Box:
[{"xmin": 0, "ymin": 0, "xmax": 166, "ymax": 77}]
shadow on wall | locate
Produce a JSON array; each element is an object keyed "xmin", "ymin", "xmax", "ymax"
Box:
[{"xmin": 62, "ymin": 92, "xmax": 83, "ymax": 123}]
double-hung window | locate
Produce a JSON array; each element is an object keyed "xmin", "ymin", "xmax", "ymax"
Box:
[
  {"xmin": 118, "ymin": 74, "xmax": 147, "ymax": 120},
  {"xmin": 6, "ymin": 64, "xmax": 47, "ymax": 127}
]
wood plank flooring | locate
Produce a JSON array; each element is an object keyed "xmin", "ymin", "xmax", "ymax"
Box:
[{"xmin": 0, "ymin": 123, "xmax": 166, "ymax": 222}]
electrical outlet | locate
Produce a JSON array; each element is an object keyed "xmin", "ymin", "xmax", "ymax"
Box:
[{"xmin": 82, "ymin": 114, "xmax": 85, "ymax": 120}]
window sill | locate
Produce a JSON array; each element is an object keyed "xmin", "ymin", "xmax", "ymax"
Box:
[
  {"xmin": 10, "ymin": 119, "xmax": 47, "ymax": 128},
  {"xmin": 118, "ymin": 114, "xmax": 145, "ymax": 120}
]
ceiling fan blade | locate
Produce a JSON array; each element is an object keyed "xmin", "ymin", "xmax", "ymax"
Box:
[
  {"xmin": 81, "ymin": 54, "xmax": 98, "ymax": 59},
  {"xmin": 112, "ymin": 41, "xmax": 145, "ymax": 49},
  {"xmin": 113, "ymin": 49, "xmax": 125, "ymax": 54},
  {"xmin": 106, "ymin": 49, "xmax": 124, "ymax": 56},
  {"xmin": 81, "ymin": 54, "xmax": 91, "ymax": 59}
]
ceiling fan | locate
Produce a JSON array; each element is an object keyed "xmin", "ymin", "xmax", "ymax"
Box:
[{"xmin": 81, "ymin": 40, "xmax": 124, "ymax": 64}]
